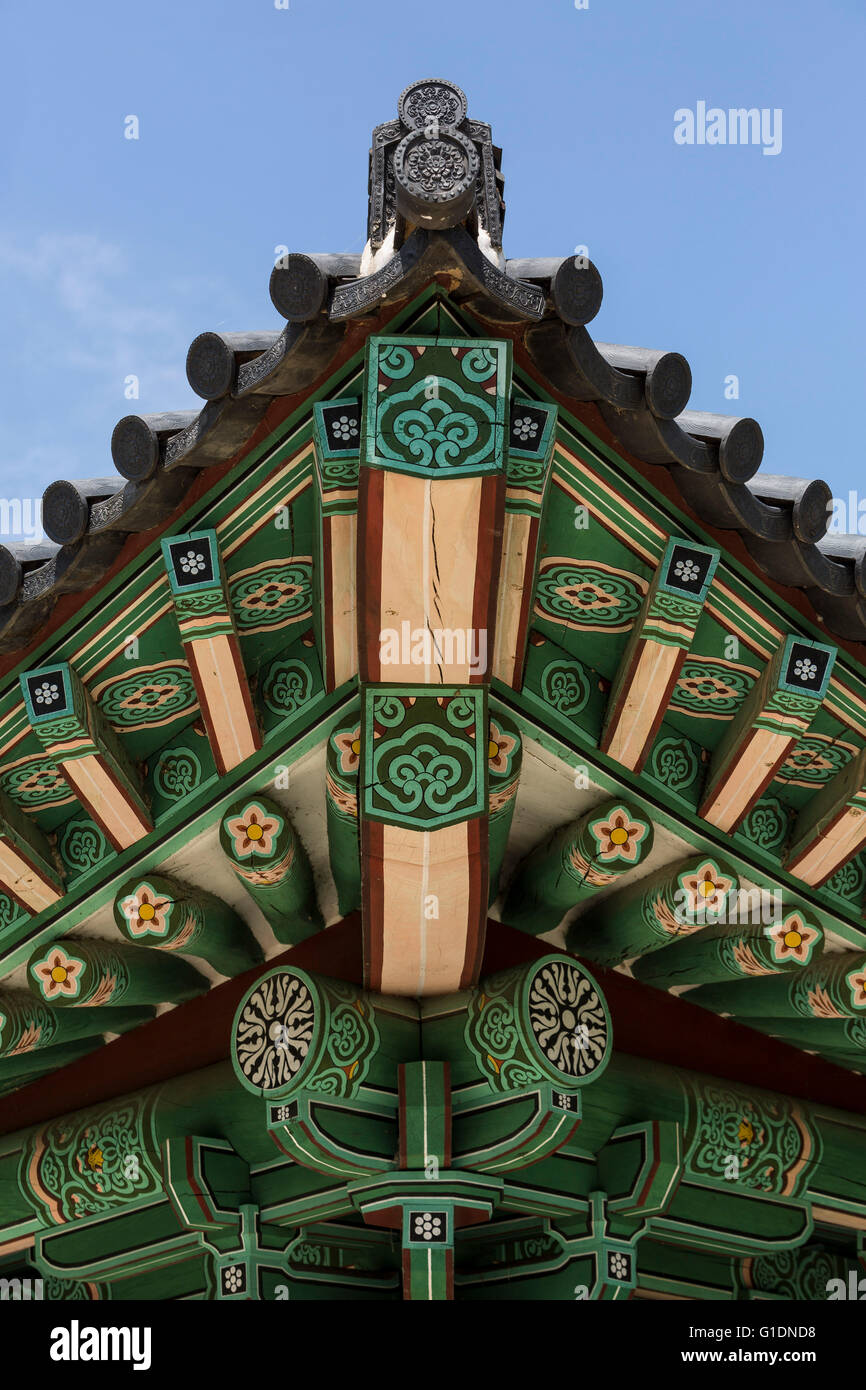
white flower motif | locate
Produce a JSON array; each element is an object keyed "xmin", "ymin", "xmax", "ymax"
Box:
[
  {"xmin": 513, "ymin": 416, "xmax": 539, "ymax": 442},
  {"xmin": 332, "ymin": 414, "xmax": 359, "ymax": 442},
  {"xmin": 412, "ymin": 1211, "xmax": 444, "ymax": 1241},
  {"xmin": 222, "ymin": 1264, "xmax": 245, "ymax": 1293},
  {"xmin": 674, "ymin": 557, "xmax": 700, "ymax": 584},
  {"xmin": 608, "ymin": 1251, "xmax": 630, "ymax": 1280},
  {"xmin": 179, "ymin": 550, "xmax": 206, "ymax": 576},
  {"xmin": 793, "ymin": 657, "xmax": 818, "ymax": 682},
  {"xmin": 34, "ymin": 682, "xmax": 59, "ymax": 705}
]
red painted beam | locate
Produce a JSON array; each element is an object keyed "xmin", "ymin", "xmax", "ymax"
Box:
[{"xmin": 2, "ymin": 913, "xmax": 865, "ymax": 1136}]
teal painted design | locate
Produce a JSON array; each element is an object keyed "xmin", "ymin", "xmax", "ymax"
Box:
[
  {"xmin": 682, "ymin": 1079, "xmax": 817, "ymax": 1197},
  {"xmin": 540, "ymin": 657, "xmax": 591, "ymax": 717},
  {"xmin": 229, "ymin": 559, "xmax": 313, "ymax": 634},
  {"xmin": 152, "ymin": 745, "xmax": 203, "ymax": 802},
  {"xmin": 22, "ymin": 1094, "xmax": 163, "ymax": 1225},
  {"xmin": 737, "ymin": 1247, "xmax": 851, "ymax": 1301},
  {"xmin": 261, "ymin": 657, "xmax": 314, "ymax": 717},
  {"xmin": 365, "ymin": 336, "xmax": 510, "ymax": 478},
  {"xmin": 669, "ymin": 660, "xmax": 757, "ymax": 719},
  {"xmin": 361, "ymin": 687, "xmax": 487, "ymax": 828},
  {"xmin": 533, "ymin": 561, "xmax": 646, "ymax": 632},
  {"xmin": 0, "ymin": 894, "xmax": 26, "ymax": 930},
  {"xmin": 649, "ymin": 737, "xmax": 700, "ymax": 795},
  {"xmin": 95, "ymin": 663, "xmax": 197, "ymax": 730},
  {"xmin": 326, "ymin": 710, "xmax": 362, "ymax": 916},
  {"xmin": 0, "ymin": 756, "xmax": 73, "ymax": 810},
  {"xmin": 488, "ymin": 713, "xmax": 522, "ymax": 903},
  {"xmin": 220, "ymin": 794, "xmax": 323, "ymax": 945},
  {"xmin": 775, "ymin": 734, "xmax": 859, "ymax": 786},
  {"xmin": 738, "ymin": 797, "xmax": 790, "ymax": 852},
  {"xmin": 231, "ymin": 966, "xmax": 380, "ymax": 1101},
  {"xmin": 823, "ymin": 854, "xmax": 866, "ymax": 904},
  {"xmin": 58, "ymin": 817, "xmax": 110, "ymax": 878},
  {"xmin": 464, "ymin": 955, "xmax": 611, "ymax": 1092}
]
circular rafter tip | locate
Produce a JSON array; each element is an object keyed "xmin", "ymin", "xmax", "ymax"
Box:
[
  {"xmin": 109, "ymin": 413, "xmax": 196, "ymax": 483},
  {"xmin": 41, "ymin": 478, "xmax": 124, "ymax": 546},
  {"xmin": 750, "ymin": 475, "xmax": 834, "ymax": 546},
  {"xmin": 718, "ymin": 417, "xmax": 765, "ymax": 484},
  {"xmin": 186, "ymin": 331, "xmax": 282, "ymax": 401},
  {"xmin": 393, "ymin": 126, "xmax": 479, "ymax": 230},
  {"xmin": 0, "ymin": 548, "xmax": 23, "ymax": 607},
  {"xmin": 268, "ymin": 253, "xmax": 329, "ymax": 322},
  {"xmin": 551, "ymin": 256, "xmax": 604, "ymax": 327},
  {"xmin": 111, "ymin": 415, "xmax": 161, "ymax": 482},
  {"xmin": 644, "ymin": 351, "xmax": 693, "ymax": 420},
  {"xmin": 680, "ymin": 412, "xmax": 765, "ymax": 485}
]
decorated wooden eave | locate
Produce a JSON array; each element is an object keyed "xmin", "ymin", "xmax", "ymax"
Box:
[{"xmin": 1, "ymin": 78, "xmax": 866, "ymax": 1303}]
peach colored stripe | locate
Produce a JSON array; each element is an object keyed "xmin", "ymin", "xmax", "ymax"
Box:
[
  {"xmin": 0, "ymin": 842, "xmax": 59, "ymax": 913},
  {"xmin": 605, "ymin": 642, "xmax": 680, "ymax": 770},
  {"xmin": 196, "ymin": 635, "xmax": 258, "ymax": 771},
  {"xmin": 330, "ymin": 512, "xmax": 358, "ymax": 687},
  {"xmin": 791, "ymin": 810, "xmax": 866, "ymax": 885},
  {"xmin": 378, "ymin": 822, "xmax": 471, "ymax": 996},
  {"xmin": 377, "ymin": 474, "xmax": 483, "ymax": 684},
  {"xmin": 704, "ymin": 728, "xmax": 790, "ymax": 833},
  {"xmin": 63, "ymin": 756, "xmax": 150, "ymax": 849},
  {"xmin": 493, "ymin": 510, "xmax": 530, "ymax": 687}
]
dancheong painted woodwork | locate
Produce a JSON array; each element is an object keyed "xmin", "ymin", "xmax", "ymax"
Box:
[{"xmin": 2, "ymin": 78, "xmax": 866, "ymax": 1306}]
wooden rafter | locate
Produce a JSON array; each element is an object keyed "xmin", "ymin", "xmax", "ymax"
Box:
[
  {"xmin": 20, "ymin": 661, "xmax": 152, "ymax": 852},
  {"xmin": 698, "ymin": 635, "xmax": 836, "ymax": 833},
  {"xmin": 601, "ymin": 538, "xmax": 719, "ymax": 771}
]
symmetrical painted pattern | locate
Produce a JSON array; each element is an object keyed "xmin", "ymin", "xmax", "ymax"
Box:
[{"xmin": 356, "ymin": 335, "xmax": 512, "ymax": 996}]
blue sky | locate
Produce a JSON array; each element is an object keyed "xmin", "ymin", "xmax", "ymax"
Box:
[{"xmin": 0, "ymin": 0, "xmax": 863, "ymax": 540}]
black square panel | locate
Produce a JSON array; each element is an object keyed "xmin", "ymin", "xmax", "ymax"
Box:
[
  {"xmin": 784, "ymin": 642, "xmax": 831, "ymax": 695},
  {"xmin": 552, "ymin": 1091, "xmax": 579, "ymax": 1113},
  {"xmin": 607, "ymin": 1250, "xmax": 632, "ymax": 1282},
  {"xmin": 321, "ymin": 401, "xmax": 362, "ymax": 454},
  {"xmin": 408, "ymin": 1210, "xmax": 449, "ymax": 1244},
  {"xmin": 220, "ymin": 1263, "xmax": 247, "ymax": 1297},
  {"xmin": 167, "ymin": 538, "xmax": 215, "ymax": 589},
  {"xmin": 664, "ymin": 544, "xmax": 713, "ymax": 596},
  {"xmin": 270, "ymin": 1101, "xmax": 299, "ymax": 1125},
  {"xmin": 509, "ymin": 404, "xmax": 549, "ymax": 455},
  {"xmin": 25, "ymin": 671, "xmax": 67, "ymax": 716}
]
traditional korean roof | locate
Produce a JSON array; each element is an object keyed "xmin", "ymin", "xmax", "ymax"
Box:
[
  {"xmin": 0, "ymin": 81, "xmax": 862, "ymax": 661},
  {"xmin": 1, "ymin": 77, "xmax": 865, "ymax": 1111}
]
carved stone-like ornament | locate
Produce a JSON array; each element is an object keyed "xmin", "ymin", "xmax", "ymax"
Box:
[
  {"xmin": 398, "ymin": 78, "xmax": 468, "ymax": 130},
  {"xmin": 394, "ymin": 128, "xmax": 479, "ymax": 229}
]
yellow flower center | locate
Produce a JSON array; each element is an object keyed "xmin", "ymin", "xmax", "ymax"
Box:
[
  {"xmin": 699, "ymin": 880, "xmax": 717, "ymax": 898},
  {"xmin": 488, "ymin": 740, "xmax": 499, "ymax": 760},
  {"xmin": 247, "ymin": 823, "xmax": 263, "ymax": 841},
  {"xmin": 351, "ymin": 738, "xmax": 361, "ymax": 756},
  {"xmin": 51, "ymin": 966, "xmax": 68, "ymax": 983},
  {"xmin": 610, "ymin": 827, "xmax": 629, "ymax": 845},
  {"xmin": 784, "ymin": 930, "xmax": 802, "ymax": 948},
  {"xmin": 139, "ymin": 902, "xmax": 155, "ymax": 921}
]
